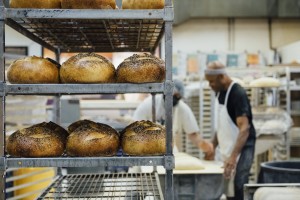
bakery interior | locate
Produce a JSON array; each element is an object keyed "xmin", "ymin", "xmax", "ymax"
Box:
[{"xmin": 1, "ymin": 0, "xmax": 300, "ymax": 199}]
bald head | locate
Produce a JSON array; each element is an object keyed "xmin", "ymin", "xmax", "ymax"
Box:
[
  {"xmin": 205, "ymin": 61, "xmax": 227, "ymax": 75},
  {"xmin": 208, "ymin": 61, "xmax": 225, "ymax": 68},
  {"xmin": 205, "ymin": 61, "xmax": 230, "ymax": 92}
]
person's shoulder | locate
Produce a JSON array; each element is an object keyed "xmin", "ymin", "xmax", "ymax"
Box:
[
  {"xmin": 142, "ymin": 95, "xmax": 152, "ymax": 104},
  {"xmin": 178, "ymin": 100, "xmax": 193, "ymax": 112},
  {"xmin": 232, "ymin": 83, "xmax": 247, "ymax": 97},
  {"xmin": 142, "ymin": 94, "xmax": 162, "ymax": 101},
  {"xmin": 141, "ymin": 94, "xmax": 164, "ymax": 106}
]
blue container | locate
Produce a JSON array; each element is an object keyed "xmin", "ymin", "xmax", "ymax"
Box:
[{"xmin": 259, "ymin": 161, "xmax": 300, "ymax": 183}]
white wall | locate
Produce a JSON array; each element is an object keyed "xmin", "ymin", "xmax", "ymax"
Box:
[
  {"xmin": 234, "ymin": 19, "xmax": 270, "ymax": 53},
  {"xmin": 173, "ymin": 19, "xmax": 228, "ymax": 53},
  {"xmin": 272, "ymin": 19, "xmax": 300, "ymax": 49},
  {"xmin": 5, "ymin": 25, "xmax": 41, "ymax": 56},
  {"xmin": 278, "ymin": 41, "xmax": 300, "ymax": 64},
  {"xmin": 173, "ymin": 18, "xmax": 271, "ymax": 55}
]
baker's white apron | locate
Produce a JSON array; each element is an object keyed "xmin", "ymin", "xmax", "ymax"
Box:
[{"xmin": 216, "ymin": 82, "xmax": 240, "ymax": 197}]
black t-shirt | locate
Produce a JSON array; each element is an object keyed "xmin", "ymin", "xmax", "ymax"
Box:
[{"xmin": 218, "ymin": 83, "xmax": 256, "ymax": 146}]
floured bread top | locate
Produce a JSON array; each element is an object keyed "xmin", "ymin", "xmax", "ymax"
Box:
[{"xmin": 63, "ymin": 53, "xmax": 113, "ymax": 67}]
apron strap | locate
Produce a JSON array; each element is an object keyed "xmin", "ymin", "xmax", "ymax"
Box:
[{"xmin": 224, "ymin": 81, "xmax": 236, "ymax": 106}]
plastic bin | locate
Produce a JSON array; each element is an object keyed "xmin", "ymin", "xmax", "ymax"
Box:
[
  {"xmin": 13, "ymin": 168, "xmax": 55, "ymax": 200},
  {"xmin": 259, "ymin": 161, "xmax": 300, "ymax": 183}
]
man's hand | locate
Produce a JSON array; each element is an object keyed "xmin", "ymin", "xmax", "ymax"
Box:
[
  {"xmin": 204, "ymin": 150, "xmax": 215, "ymax": 160},
  {"xmin": 199, "ymin": 140, "xmax": 214, "ymax": 160},
  {"xmin": 187, "ymin": 133, "xmax": 214, "ymax": 159},
  {"xmin": 222, "ymin": 116, "xmax": 250, "ymax": 179},
  {"xmin": 224, "ymin": 155, "xmax": 238, "ymax": 179}
]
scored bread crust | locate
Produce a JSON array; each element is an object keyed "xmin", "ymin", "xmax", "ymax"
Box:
[
  {"xmin": 121, "ymin": 120, "xmax": 166, "ymax": 156},
  {"xmin": 60, "ymin": 53, "xmax": 116, "ymax": 83},
  {"xmin": 7, "ymin": 122, "xmax": 68, "ymax": 157},
  {"xmin": 7, "ymin": 56, "xmax": 60, "ymax": 84},
  {"xmin": 66, "ymin": 120, "xmax": 120, "ymax": 157},
  {"xmin": 67, "ymin": 119, "xmax": 96, "ymax": 133},
  {"xmin": 122, "ymin": 0, "xmax": 165, "ymax": 9},
  {"xmin": 10, "ymin": 0, "xmax": 62, "ymax": 8},
  {"xmin": 117, "ymin": 53, "xmax": 165, "ymax": 83},
  {"xmin": 61, "ymin": 0, "xmax": 116, "ymax": 9}
]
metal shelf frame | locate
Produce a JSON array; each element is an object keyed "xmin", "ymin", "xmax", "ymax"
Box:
[
  {"xmin": 1, "ymin": 83, "xmax": 167, "ymax": 95},
  {"xmin": 5, "ymin": 156, "xmax": 174, "ymax": 169},
  {"xmin": 0, "ymin": 0, "xmax": 174, "ymax": 199}
]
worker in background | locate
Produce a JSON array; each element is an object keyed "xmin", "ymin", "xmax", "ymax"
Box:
[
  {"xmin": 133, "ymin": 79, "xmax": 214, "ymax": 156},
  {"xmin": 205, "ymin": 61, "xmax": 256, "ymax": 200}
]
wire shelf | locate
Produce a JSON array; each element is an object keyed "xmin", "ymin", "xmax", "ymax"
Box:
[
  {"xmin": 6, "ymin": 17, "xmax": 164, "ymax": 52},
  {"xmin": 38, "ymin": 173, "xmax": 163, "ymax": 200}
]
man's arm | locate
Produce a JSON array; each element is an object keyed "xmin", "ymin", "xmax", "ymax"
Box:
[
  {"xmin": 188, "ymin": 132, "xmax": 214, "ymax": 158},
  {"xmin": 204, "ymin": 133, "xmax": 218, "ymax": 160},
  {"xmin": 132, "ymin": 96, "xmax": 152, "ymax": 121},
  {"xmin": 212, "ymin": 133, "xmax": 218, "ymax": 149},
  {"xmin": 224, "ymin": 115, "xmax": 250, "ymax": 179}
]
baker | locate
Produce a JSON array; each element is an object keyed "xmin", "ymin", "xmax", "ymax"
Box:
[
  {"xmin": 205, "ymin": 61, "xmax": 256, "ymax": 200},
  {"xmin": 133, "ymin": 79, "xmax": 213, "ymax": 156}
]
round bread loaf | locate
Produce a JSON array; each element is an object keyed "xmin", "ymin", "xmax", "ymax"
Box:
[
  {"xmin": 60, "ymin": 53, "xmax": 116, "ymax": 83},
  {"xmin": 61, "ymin": 0, "xmax": 116, "ymax": 9},
  {"xmin": 10, "ymin": 0, "xmax": 61, "ymax": 8},
  {"xmin": 66, "ymin": 120, "xmax": 119, "ymax": 157},
  {"xmin": 67, "ymin": 119, "xmax": 96, "ymax": 133},
  {"xmin": 121, "ymin": 120, "xmax": 166, "ymax": 156},
  {"xmin": 249, "ymin": 77, "xmax": 281, "ymax": 88},
  {"xmin": 117, "ymin": 53, "xmax": 165, "ymax": 83},
  {"xmin": 122, "ymin": 0, "xmax": 165, "ymax": 9},
  {"xmin": 7, "ymin": 122, "xmax": 68, "ymax": 157},
  {"xmin": 7, "ymin": 56, "xmax": 60, "ymax": 84}
]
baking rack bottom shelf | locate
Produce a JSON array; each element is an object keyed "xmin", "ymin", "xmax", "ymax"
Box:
[{"xmin": 38, "ymin": 173, "xmax": 163, "ymax": 200}]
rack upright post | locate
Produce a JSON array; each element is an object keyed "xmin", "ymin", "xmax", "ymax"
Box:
[
  {"xmin": 164, "ymin": 0, "xmax": 174, "ymax": 198},
  {"xmin": 0, "ymin": 1, "xmax": 6, "ymax": 199}
]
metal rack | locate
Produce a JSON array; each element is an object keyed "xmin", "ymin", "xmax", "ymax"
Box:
[
  {"xmin": 285, "ymin": 67, "xmax": 300, "ymax": 153},
  {"xmin": 244, "ymin": 183, "xmax": 300, "ymax": 200},
  {"xmin": 6, "ymin": 17, "xmax": 165, "ymax": 53},
  {"xmin": 6, "ymin": 157, "xmax": 171, "ymax": 168},
  {"xmin": 2, "ymin": 83, "xmax": 166, "ymax": 95},
  {"xmin": 38, "ymin": 173, "xmax": 163, "ymax": 199},
  {"xmin": 0, "ymin": 0, "xmax": 175, "ymax": 199}
]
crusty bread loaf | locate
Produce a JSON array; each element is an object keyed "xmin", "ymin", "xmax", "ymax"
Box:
[
  {"xmin": 67, "ymin": 119, "xmax": 95, "ymax": 133},
  {"xmin": 117, "ymin": 53, "xmax": 165, "ymax": 83},
  {"xmin": 66, "ymin": 120, "xmax": 119, "ymax": 157},
  {"xmin": 61, "ymin": 0, "xmax": 116, "ymax": 9},
  {"xmin": 7, "ymin": 56, "xmax": 60, "ymax": 84},
  {"xmin": 122, "ymin": 0, "xmax": 165, "ymax": 9},
  {"xmin": 10, "ymin": 0, "xmax": 61, "ymax": 8},
  {"xmin": 60, "ymin": 53, "xmax": 116, "ymax": 83},
  {"xmin": 121, "ymin": 120, "xmax": 166, "ymax": 156},
  {"xmin": 7, "ymin": 122, "xmax": 68, "ymax": 157}
]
